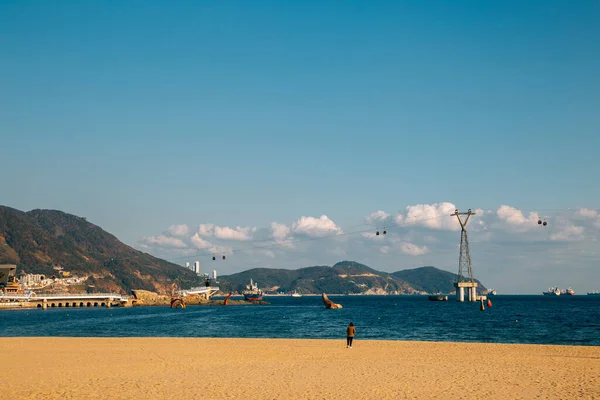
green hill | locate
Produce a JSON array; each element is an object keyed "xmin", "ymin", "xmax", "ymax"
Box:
[
  {"xmin": 0, "ymin": 205, "xmax": 488, "ymax": 296},
  {"xmin": 391, "ymin": 266, "xmax": 486, "ymax": 294},
  {"xmin": 0, "ymin": 206, "xmax": 202, "ymax": 294},
  {"xmin": 216, "ymin": 260, "xmax": 482, "ymax": 295}
]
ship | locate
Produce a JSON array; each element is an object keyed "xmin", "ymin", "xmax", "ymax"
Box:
[
  {"xmin": 543, "ymin": 287, "xmax": 561, "ymax": 296},
  {"xmin": 487, "ymin": 288, "xmax": 497, "ymax": 296},
  {"xmin": 587, "ymin": 291, "xmax": 600, "ymax": 296},
  {"xmin": 565, "ymin": 287, "xmax": 575, "ymax": 296},
  {"xmin": 243, "ymin": 279, "xmax": 263, "ymax": 302},
  {"xmin": 175, "ymin": 276, "xmax": 220, "ymax": 299},
  {"xmin": 291, "ymin": 290, "xmax": 302, "ymax": 298},
  {"xmin": 428, "ymin": 295, "xmax": 448, "ymax": 301}
]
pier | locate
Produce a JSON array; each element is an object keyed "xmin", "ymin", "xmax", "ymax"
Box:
[{"xmin": 0, "ymin": 293, "xmax": 130, "ymax": 309}]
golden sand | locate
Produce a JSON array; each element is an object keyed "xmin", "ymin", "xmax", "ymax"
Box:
[{"xmin": 1, "ymin": 338, "xmax": 598, "ymax": 399}]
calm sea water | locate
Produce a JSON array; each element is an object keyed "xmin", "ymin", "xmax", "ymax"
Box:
[{"xmin": 1, "ymin": 295, "xmax": 599, "ymax": 346}]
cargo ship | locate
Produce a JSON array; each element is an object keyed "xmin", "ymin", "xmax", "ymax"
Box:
[
  {"xmin": 565, "ymin": 287, "xmax": 575, "ymax": 296},
  {"xmin": 243, "ymin": 279, "xmax": 263, "ymax": 302},
  {"xmin": 543, "ymin": 287, "xmax": 561, "ymax": 296}
]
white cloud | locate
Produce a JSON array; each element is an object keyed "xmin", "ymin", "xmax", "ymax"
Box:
[
  {"xmin": 138, "ymin": 204, "xmax": 600, "ymax": 292},
  {"xmin": 397, "ymin": 202, "xmax": 461, "ymax": 231},
  {"xmin": 198, "ymin": 224, "xmax": 215, "ymax": 236},
  {"xmin": 577, "ymin": 208, "xmax": 600, "ymax": 229},
  {"xmin": 190, "ymin": 233, "xmax": 213, "ymax": 249},
  {"xmin": 550, "ymin": 220, "xmax": 585, "ymax": 242},
  {"xmin": 394, "ymin": 214, "xmax": 404, "ymax": 225},
  {"xmin": 366, "ymin": 210, "xmax": 390, "ymax": 224},
  {"xmin": 270, "ymin": 222, "xmax": 295, "ymax": 248},
  {"xmin": 142, "ymin": 235, "xmax": 187, "ymax": 248},
  {"xmin": 271, "ymin": 222, "xmax": 291, "ymax": 241},
  {"xmin": 168, "ymin": 224, "xmax": 189, "ymax": 236},
  {"xmin": 496, "ymin": 205, "xmax": 539, "ymax": 231},
  {"xmin": 214, "ymin": 226, "xmax": 253, "ymax": 241},
  {"xmin": 292, "ymin": 215, "xmax": 342, "ymax": 237},
  {"xmin": 578, "ymin": 208, "xmax": 598, "ymax": 218},
  {"xmin": 197, "ymin": 224, "xmax": 254, "ymax": 241},
  {"xmin": 398, "ymin": 242, "xmax": 429, "ymax": 256}
]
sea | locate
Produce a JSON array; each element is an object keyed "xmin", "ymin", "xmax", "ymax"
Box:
[{"xmin": 1, "ymin": 295, "xmax": 599, "ymax": 346}]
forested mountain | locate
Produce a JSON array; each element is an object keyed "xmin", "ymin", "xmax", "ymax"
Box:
[
  {"xmin": 216, "ymin": 261, "xmax": 486, "ymax": 295},
  {"xmin": 0, "ymin": 206, "xmax": 201, "ymax": 294},
  {"xmin": 391, "ymin": 266, "xmax": 486, "ymax": 294},
  {"xmin": 1, "ymin": 206, "xmax": 487, "ymax": 296}
]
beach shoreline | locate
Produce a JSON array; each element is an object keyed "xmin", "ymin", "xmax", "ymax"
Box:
[{"xmin": 1, "ymin": 337, "xmax": 598, "ymax": 399}]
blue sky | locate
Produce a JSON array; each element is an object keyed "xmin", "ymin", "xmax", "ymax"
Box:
[{"xmin": 1, "ymin": 1, "xmax": 599, "ymax": 293}]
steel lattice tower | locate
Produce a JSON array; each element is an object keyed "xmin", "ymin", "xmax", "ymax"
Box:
[{"xmin": 452, "ymin": 209, "xmax": 476, "ymax": 284}]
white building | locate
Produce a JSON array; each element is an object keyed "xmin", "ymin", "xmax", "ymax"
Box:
[
  {"xmin": 185, "ymin": 262, "xmax": 190, "ymax": 270},
  {"xmin": 194, "ymin": 261, "xmax": 200, "ymax": 275},
  {"xmin": 19, "ymin": 273, "xmax": 46, "ymax": 286},
  {"xmin": 212, "ymin": 269, "xmax": 217, "ymax": 280}
]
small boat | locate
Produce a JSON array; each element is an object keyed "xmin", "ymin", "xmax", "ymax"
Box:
[
  {"xmin": 428, "ymin": 295, "xmax": 448, "ymax": 301},
  {"xmin": 543, "ymin": 287, "xmax": 561, "ymax": 296},
  {"xmin": 587, "ymin": 291, "xmax": 600, "ymax": 296},
  {"xmin": 487, "ymin": 288, "xmax": 497, "ymax": 296},
  {"xmin": 243, "ymin": 279, "xmax": 263, "ymax": 302},
  {"xmin": 291, "ymin": 290, "xmax": 302, "ymax": 298}
]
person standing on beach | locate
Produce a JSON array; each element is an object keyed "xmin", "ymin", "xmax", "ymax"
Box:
[{"xmin": 346, "ymin": 322, "xmax": 356, "ymax": 348}]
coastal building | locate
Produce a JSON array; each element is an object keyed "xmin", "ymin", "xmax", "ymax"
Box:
[
  {"xmin": 212, "ymin": 269, "xmax": 217, "ymax": 280},
  {"xmin": 19, "ymin": 273, "xmax": 46, "ymax": 286},
  {"xmin": 185, "ymin": 262, "xmax": 190, "ymax": 270},
  {"xmin": 194, "ymin": 261, "xmax": 200, "ymax": 275}
]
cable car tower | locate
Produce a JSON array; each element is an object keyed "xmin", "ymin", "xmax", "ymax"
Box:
[{"xmin": 452, "ymin": 208, "xmax": 479, "ymax": 302}]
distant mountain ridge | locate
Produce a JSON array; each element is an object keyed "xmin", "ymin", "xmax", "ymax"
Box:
[
  {"xmin": 216, "ymin": 261, "xmax": 487, "ymax": 295},
  {"xmin": 0, "ymin": 206, "xmax": 201, "ymax": 294},
  {"xmin": 0, "ymin": 206, "xmax": 487, "ymax": 296}
]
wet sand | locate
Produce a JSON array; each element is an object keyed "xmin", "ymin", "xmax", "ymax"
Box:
[{"xmin": 1, "ymin": 337, "xmax": 598, "ymax": 399}]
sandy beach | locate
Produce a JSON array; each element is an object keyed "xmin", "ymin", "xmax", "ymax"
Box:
[{"xmin": 1, "ymin": 338, "xmax": 598, "ymax": 399}]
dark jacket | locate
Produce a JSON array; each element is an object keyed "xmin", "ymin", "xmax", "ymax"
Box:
[{"xmin": 347, "ymin": 325, "xmax": 356, "ymax": 337}]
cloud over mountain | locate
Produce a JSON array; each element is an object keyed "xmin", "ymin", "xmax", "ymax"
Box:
[
  {"xmin": 167, "ymin": 224, "xmax": 189, "ymax": 236},
  {"xmin": 137, "ymin": 203, "xmax": 598, "ymax": 293},
  {"xmin": 141, "ymin": 234, "xmax": 187, "ymax": 248},
  {"xmin": 291, "ymin": 215, "xmax": 342, "ymax": 237}
]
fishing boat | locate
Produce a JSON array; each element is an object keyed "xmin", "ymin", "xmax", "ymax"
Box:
[
  {"xmin": 543, "ymin": 287, "xmax": 561, "ymax": 296},
  {"xmin": 243, "ymin": 279, "xmax": 263, "ymax": 302}
]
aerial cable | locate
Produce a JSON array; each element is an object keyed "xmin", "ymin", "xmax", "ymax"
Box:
[
  {"xmin": 104, "ymin": 206, "xmax": 590, "ymax": 265},
  {"xmin": 150, "ymin": 213, "xmax": 456, "ymax": 264}
]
